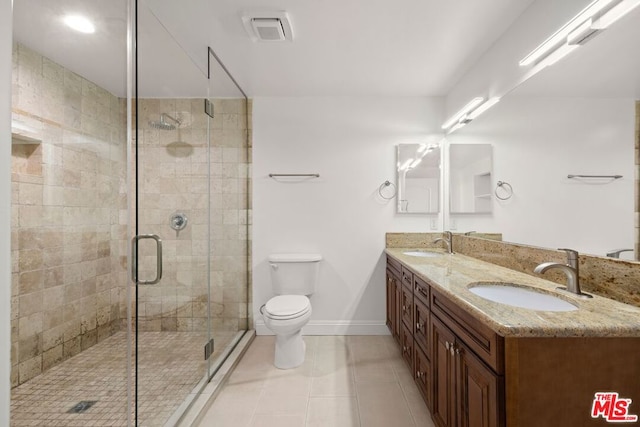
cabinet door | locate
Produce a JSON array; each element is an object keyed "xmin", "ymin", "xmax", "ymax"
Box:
[
  {"xmin": 401, "ymin": 323, "xmax": 414, "ymax": 370},
  {"xmin": 413, "ymin": 298, "xmax": 429, "ymax": 353},
  {"xmin": 414, "ymin": 344, "xmax": 432, "ymax": 411},
  {"xmin": 386, "ymin": 269, "xmax": 395, "ymax": 333},
  {"xmin": 457, "ymin": 342, "xmax": 503, "ymax": 427},
  {"xmin": 432, "ymin": 315, "xmax": 456, "ymax": 427},
  {"xmin": 394, "ymin": 280, "xmax": 402, "ymax": 342},
  {"xmin": 400, "ymin": 284, "xmax": 413, "ymax": 330}
]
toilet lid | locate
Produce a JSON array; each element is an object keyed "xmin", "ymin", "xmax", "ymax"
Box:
[{"xmin": 265, "ymin": 295, "xmax": 310, "ymax": 319}]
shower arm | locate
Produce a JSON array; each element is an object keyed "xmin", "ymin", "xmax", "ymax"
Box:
[{"xmin": 161, "ymin": 113, "xmax": 181, "ymax": 125}]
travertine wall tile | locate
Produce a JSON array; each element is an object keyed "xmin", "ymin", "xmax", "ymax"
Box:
[{"xmin": 11, "ymin": 44, "xmax": 126, "ymax": 386}]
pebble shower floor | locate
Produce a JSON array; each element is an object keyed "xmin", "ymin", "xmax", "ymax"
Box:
[{"xmin": 10, "ymin": 331, "xmax": 233, "ymax": 426}]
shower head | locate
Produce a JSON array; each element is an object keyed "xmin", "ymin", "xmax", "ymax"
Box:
[{"xmin": 148, "ymin": 113, "xmax": 180, "ymax": 130}]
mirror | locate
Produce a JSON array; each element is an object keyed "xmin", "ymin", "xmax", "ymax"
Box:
[
  {"xmin": 446, "ymin": 2, "xmax": 639, "ymax": 260},
  {"xmin": 397, "ymin": 143, "xmax": 441, "ymax": 213},
  {"xmin": 449, "ymin": 144, "xmax": 493, "ymax": 214}
]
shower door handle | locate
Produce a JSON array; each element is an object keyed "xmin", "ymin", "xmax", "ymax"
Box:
[{"xmin": 132, "ymin": 234, "xmax": 163, "ymax": 285}]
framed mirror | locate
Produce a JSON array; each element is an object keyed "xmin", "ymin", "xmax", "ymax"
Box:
[
  {"xmin": 449, "ymin": 144, "xmax": 493, "ymax": 214},
  {"xmin": 397, "ymin": 143, "xmax": 441, "ymax": 213}
]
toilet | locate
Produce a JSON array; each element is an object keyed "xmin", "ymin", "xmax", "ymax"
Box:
[{"xmin": 261, "ymin": 253, "xmax": 322, "ymax": 369}]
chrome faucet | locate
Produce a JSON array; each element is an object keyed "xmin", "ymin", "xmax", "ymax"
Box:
[
  {"xmin": 606, "ymin": 248, "xmax": 633, "ymax": 259},
  {"xmin": 434, "ymin": 231, "xmax": 453, "ymax": 254},
  {"xmin": 534, "ymin": 248, "xmax": 592, "ymax": 298}
]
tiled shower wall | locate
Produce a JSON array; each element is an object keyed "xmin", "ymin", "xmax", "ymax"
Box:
[
  {"xmin": 135, "ymin": 98, "xmax": 250, "ymax": 334},
  {"xmin": 10, "ymin": 43, "xmax": 126, "ymax": 386}
]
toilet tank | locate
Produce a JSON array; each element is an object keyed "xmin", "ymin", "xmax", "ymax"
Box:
[{"xmin": 268, "ymin": 253, "xmax": 322, "ymax": 295}]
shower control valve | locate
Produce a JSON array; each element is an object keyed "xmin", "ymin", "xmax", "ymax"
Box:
[{"xmin": 170, "ymin": 212, "xmax": 188, "ymax": 231}]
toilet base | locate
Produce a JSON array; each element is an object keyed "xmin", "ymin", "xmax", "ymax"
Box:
[{"xmin": 274, "ymin": 330, "xmax": 306, "ymax": 369}]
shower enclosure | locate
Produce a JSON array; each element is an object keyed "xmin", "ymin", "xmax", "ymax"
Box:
[{"xmin": 10, "ymin": 0, "xmax": 250, "ymax": 425}]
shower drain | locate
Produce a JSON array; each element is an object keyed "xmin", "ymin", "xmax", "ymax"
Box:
[{"xmin": 67, "ymin": 400, "xmax": 97, "ymax": 414}]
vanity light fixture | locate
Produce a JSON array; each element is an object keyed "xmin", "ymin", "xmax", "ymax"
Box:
[
  {"xmin": 519, "ymin": 0, "xmax": 614, "ymax": 66},
  {"xmin": 441, "ymin": 97, "xmax": 484, "ymax": 130},
  {"xmin": 519, "ymin": 0, "xmax": 640, "ymax": 68},
  {"xmin": 399, "ymin": 159, "xmax": 413, "ymax": 171},
  {"xmin": 595, "ymin": 0, "xmax": 640, "ymax": 28},
  {"xmin": 466, "ymin": 97, "xmax": 501, "ymax": 121},
  {"xmin": 63, "ymin": 14, "xmax": 96, "ymax": 34},
  {"xmin": 409, "ymin": 158, "xmax": 423, "ymax": 169},
  {"xmin": 442, "ymin": 97, "xmax": 500, "ymax": 133}
]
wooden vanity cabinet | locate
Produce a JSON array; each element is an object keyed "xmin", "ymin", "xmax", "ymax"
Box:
[
  {"xmin": 431, "ymin": 288, "xmax": 505, "ymax": 427},
  {"xmin": 432, "ymin": 315, "xmax": 503, "ymax": 427},
  {"xmin": 386, "ymin": 257, "xmax": 403, "ymax": 343},
  {"xmin": 386, "ymin": 257, "xmax": 433, "ymax": 408},
  {"xmin": 387, "ymin": 255, "xmax": 640, "ymax": 427}
]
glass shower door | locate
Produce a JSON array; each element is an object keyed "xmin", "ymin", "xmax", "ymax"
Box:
[{"xmin": 132, "ymin": 1, "xmax": 212, "ymax": 424}]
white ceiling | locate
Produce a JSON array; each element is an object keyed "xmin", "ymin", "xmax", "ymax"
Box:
[{"xmin": 12, "ymin": 0, "xmax": 537, "ymax": 98}]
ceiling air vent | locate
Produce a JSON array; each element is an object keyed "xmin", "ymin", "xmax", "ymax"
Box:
[{"xmin": 242, "ymin": 11, "xmax": 294, "ymax": 42}]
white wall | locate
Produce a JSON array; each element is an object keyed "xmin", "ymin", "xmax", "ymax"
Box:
[
  {"xmin": 252, "ymin": 96, "xmax": 443, "ymax": 334},
  {"xmin": 446, "ymin": 96, "xmax": 635, "ymax": 257},
  {"xmin": 1, "ymin": 0, "xmax": 12, "ymax": 422}
]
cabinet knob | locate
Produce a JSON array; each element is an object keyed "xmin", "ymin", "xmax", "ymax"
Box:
[
  {"xmin": 445, "ymin": 341, "xmax": 450, "ymax": 350},
  {"xmin": 450, "ymin": 344, "xmax": 455, "ymax": 356},
  {"xmin": 416, "ymin": 371, "xmax": 423, "ymax": 379},
  {"xmin": 416, "ymin": 322, "xmax": 421, "ymax": 331}
]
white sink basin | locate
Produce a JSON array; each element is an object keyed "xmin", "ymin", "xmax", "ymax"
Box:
[
  {"xmin": 403, "ymin": 251, "xmax": 441, "ymax": 258},
  {"xmin": 468, "ymin": 282, "xmax": 578, "ymax": 312}
]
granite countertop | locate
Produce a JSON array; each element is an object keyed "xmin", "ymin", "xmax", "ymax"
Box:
[{"xmin": 386, "ymin": 248, "xmax": 640, "ymax": 338}]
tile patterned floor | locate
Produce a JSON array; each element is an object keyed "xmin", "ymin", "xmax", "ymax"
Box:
[
  {"xmin": 11, "ymin": 331, "xmax": 234, "ymax": 426},
  {"xmin": 197, "ymin": 335, "xmax": 436, "ymax": 427}
]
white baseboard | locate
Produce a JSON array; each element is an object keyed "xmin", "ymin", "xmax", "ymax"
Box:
[{"xmin": 255, "ymin": 320, "xmax": 390, "ymax": 336}]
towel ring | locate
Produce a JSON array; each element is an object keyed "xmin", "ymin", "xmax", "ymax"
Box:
[
  {"xmin": 495, "ymin": 181, "xmax": 513, "ymax": 201},
  {"xmin": 378, "ymin": 180, "xmax": 397, "ymax": 200}
]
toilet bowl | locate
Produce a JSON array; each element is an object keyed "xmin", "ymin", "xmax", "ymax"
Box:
[
  {"xmin": 262, "ymin": 294, "xmax": 312, "ymax": 369},
  {"xmin": 262, "ymin": 253, "xmax": 321, "ymax": 369}
]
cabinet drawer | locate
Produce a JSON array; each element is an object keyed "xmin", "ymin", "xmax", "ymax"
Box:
[
  {"xmin": 387, "ymin": 256, "xmax": 402, "ymax": 277},
  {"xmin": 431, "ymin": 288, "xmax": 504, "ymax": 374},
  {"xmin": 414, "ymin": 344, "xmax": 432, "ymax": 411},
  {"xmin": 400, "ymin": 284, "xmax": 413, "ymax": 330},
  {"xmin": 413, "ymin": 275, "xmax": 430, "ymax": 307},
  {"xmin": 413, "ymin": 298, "xmax": 430, "ymax": 353},
  {"xmin": 401, "ymin": 266, "xmax": 413, "ymax": 289},
  {"xmin": 400, "ymin": 323, "xmax": 414, "ymax": 370}
]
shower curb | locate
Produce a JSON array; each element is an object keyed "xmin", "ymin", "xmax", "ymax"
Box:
[{"xmin": 171, "ymin": 329, "xmax": 256, "ymax": 427}]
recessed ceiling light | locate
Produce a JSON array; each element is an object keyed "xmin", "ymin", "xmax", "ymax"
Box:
[{"xmin": 64, "ymin": 15, "xmax": 95, "ymax": 34}]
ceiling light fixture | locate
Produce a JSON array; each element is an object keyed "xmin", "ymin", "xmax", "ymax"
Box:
[
  {"xmin": 519, "ymin": 0, "xmax": 640, "ymax": 68},
  {"xmin": 64, "ymin": 15, "xmax": 95, "ymax": 34},
  {"xmin": 442, "ymin": 97, "xmax": 500, "ymax": 133}
]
